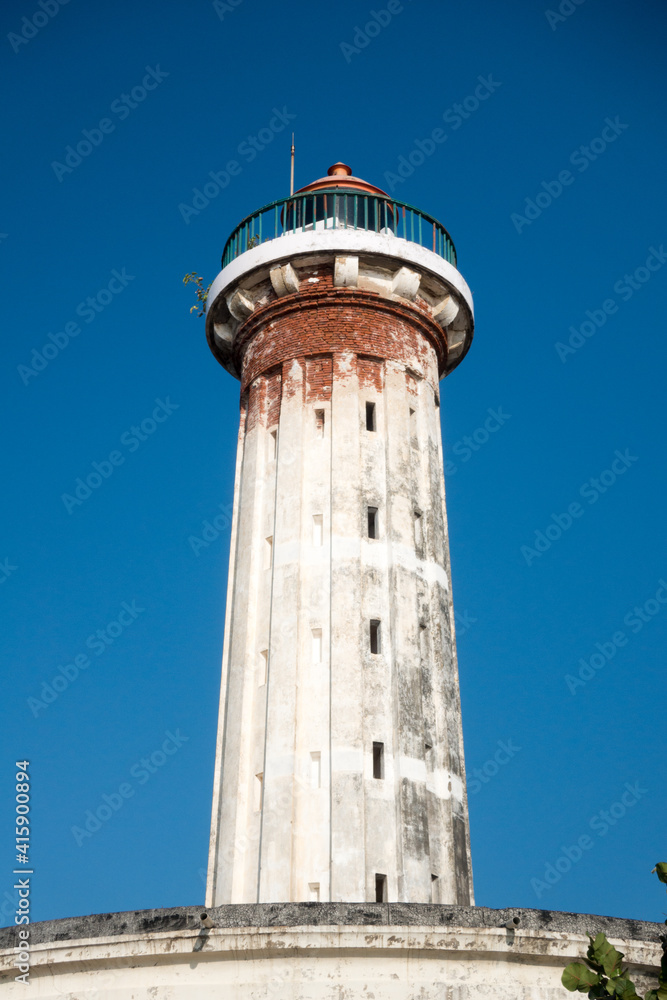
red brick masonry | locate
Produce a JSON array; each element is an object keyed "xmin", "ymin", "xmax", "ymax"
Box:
[{"xmin": 236, "ymin": 287, "xmax": 446, "ymax": 396}]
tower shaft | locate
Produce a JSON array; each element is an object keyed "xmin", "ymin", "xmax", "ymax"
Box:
[{"xmin": 205, "ymin": 173, "xmax": 475, "ymax": 906}]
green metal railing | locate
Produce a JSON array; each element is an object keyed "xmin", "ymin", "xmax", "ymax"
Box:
[{"xmin": 221, "ymin": 188, "xmax": 457, "ymax": 269}]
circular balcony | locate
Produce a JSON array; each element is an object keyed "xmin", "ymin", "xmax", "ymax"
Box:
[{"xmin": 221, "ymin": 188, "xmax": 457, "ymax": 270}]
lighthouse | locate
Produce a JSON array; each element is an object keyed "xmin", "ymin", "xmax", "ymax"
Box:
[
  {"xmin": 1, "ymin": 164, "xmax": 660, "ymax": 1000},
  {"xmin": 1, "ymin": 164, "xmax": 662, "ymax": 1000},
  {"xmin": 204, "ymin": 162, "xmax": 475, "ymax": 907}
]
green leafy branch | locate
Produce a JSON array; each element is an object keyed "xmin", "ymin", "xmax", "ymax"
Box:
[
  {"xmin": 562, "ymin": 864, "xmax": 667, "ymax": 1000},
  {"xmin": 184, "ymin": 236, "xmax": 262, "ymax": 316},
  {"xmin": 183, "ymin": 272, "xmax": 212, "ymax": 317}
]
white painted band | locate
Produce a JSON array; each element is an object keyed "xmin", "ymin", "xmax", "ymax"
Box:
[
  {"xmin": 206, "ymin": 229, "xmax": 474, "ymax": 321},
  {"xmin": 331, "ymin": 748, "xmax": 364, "ymax": 772}
]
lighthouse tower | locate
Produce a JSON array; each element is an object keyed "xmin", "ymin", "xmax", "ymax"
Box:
[
  {"xmin": 204, "ymin": 163, "xmax": 475, "ymax": 907},
  {"xmin": 0, "ymin": 164, "xmax": 661, "ymax": 1000}
]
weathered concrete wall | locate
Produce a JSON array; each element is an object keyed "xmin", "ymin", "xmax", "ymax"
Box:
[
  {"xmin": 206, "ymin": 248, "xmax": 474, "ymax": 906},
  {"xmin": 0, "ymin": 904, "xmax": 663, "ymax": 999}
]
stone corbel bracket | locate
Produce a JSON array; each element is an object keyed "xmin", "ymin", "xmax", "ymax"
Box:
[{"xmin": 206, "ymin": 231, "xmax": 474, "ymax": 380}]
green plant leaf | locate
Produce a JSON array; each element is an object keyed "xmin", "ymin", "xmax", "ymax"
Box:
[
  {"xmin": 652, "ymin": 864, "xmax": 667, "ymax": 885},
  {"xmin": 589, "ymin": 984, "xmax": 612, "ymax": 999},
  {"xmin": 587, "ymin": 936, "xmax": 603, "ymax": 971},
  {"xmin": 606, "ymin": 976, "xmax": 641, "ymax": 999},
  {"xmin": 562, "ymin": 963, "xmax": 602, "ymax": 991},
  {"xmin": 659, "ymin": 954, "xmax": 667, "ymax": 993},
  {"xmin": 588, "ymin": 934, "xmax": 625, "ymax": 977}
]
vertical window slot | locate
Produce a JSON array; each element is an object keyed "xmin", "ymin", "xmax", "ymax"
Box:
[
  {"xmin": 312, "ymin": 514, "xmax": 323, "ymax": 547},
  {"xmin": 365, "ymin": 402, "xmax": 376, "ymax": 432},
  {"xmin": 414, "ymin": 511, "xmax": 423, "ymax": 547},
  {"xmin": 431, "ymin": 874, "xmax": 439, "ymax": 903},
  {"xmin": 259, "ymin": 649, "xmax": 268, "ymax": 685},
  {"xmin": 310, "ymin": 751, "xmax": 321, "ymax": 789},
  {"xmin": 409, "ymin": 407, "xmax": 417, "ymax": 435},
  {"xmin": 309, "ymin": 882, "xmax": 320, "ymax": 902},
  {"xmin": 312, "ymin": 628, "xmax": 323, "ymax": 664},
  {"xmin": 419, "ymin": 624, "xmax": 428, "ymax": 659},
  {"xmin": 315, "ymin": 409, "xmax": 325, "ymax": 438},
  {"xmin": 375, "ymin": 873, "xmax": 387, "ymax": 902},
  {"xmin": 254, "ymin": 773, "xmax": 263, "ymax": 811},
  {"xmin": 369, "ymin": 620, "xmax": 381, "ymax": 654},
  {"xmin": 372, "ymin": 742, "xmax": 384, "ymax": 780},
  {"xmin": 265, "ymin": 536, "xmax": 273, "ymax": 569},
  {"xmin": 269, "ymin": 429, "xmax": 277, "ymax": 459},
  {"xmin": 367, "ymin": 506, "xmax": 378, "ymax": 539}
]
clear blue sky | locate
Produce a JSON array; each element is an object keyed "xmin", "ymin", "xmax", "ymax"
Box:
[{"xmin": 1, "ymin": 0, "xmax": 666, "ymax": 926}]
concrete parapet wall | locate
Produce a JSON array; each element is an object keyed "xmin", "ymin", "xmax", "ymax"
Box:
[{"xmin": 0, "ymin": 904, "xmax": 663, "ymax": 999}]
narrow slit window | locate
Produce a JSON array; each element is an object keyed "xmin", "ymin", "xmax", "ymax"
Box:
[
  {"xmin": 365, "ymin": 401, "xmax": 376, "ymax": 432},
  {"xmin": 414, "ymin": 511, "xmax": 423, "ymax": 547},
  {"xmin": 369, "ymin": 620, "xmax": 381, "ymax": 655},
  {"xmin": 367, "ymin": 506, "xmax": 378, "ymax": 539},
  {"xmin": 254, "ymin": 773, "xmax": 263, "ymax": 811},
  {"xmin": 372, "ymin": 742, "xmax": 384, "ymax": 780},
  {"xmin": 309, "ymin": 882, "xmax": 320, "ymax": 902},
  {"xmin": 431, "ymin": 874, "xmax": 439, "ymax": 903},
  {"xmin": 315, "ymin": 409, "xmax": 325, "ymax": 438},
  {"xmin": 310, "ymin": 751, "xmax": 321, "ymax": 789},
  {"xmin": 269, "ymin": 429, "xmax": 277, "ymax": 459},
  {"xmin": 419, "ymin": 624, "xmax": 428, "ymax": 658},
  {"xmin": 312, "ymin": 514, "xmax": 323, "ymax": 547},
  {"xmin": 375, "ymin": 873, "xmax": 387, "ymax": 903},
  {"xmin": 259, "ymin": 649, "xmax": 268, "ymax": 685},
  {"xmin": 312, "ymin": 628, "xmax": 322, "ymax": 664},
  {"xmin": 409, "ymin": 407, "xmax": 417, "ymax": 434},
  {"xmin": 265, "ymin": 536, "xmax": 273, "ymax": 569}
]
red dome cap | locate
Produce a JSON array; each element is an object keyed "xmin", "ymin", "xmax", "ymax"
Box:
[{"xmin": 295, "ymin": 162, "xmax": 390, "ymax": 198}]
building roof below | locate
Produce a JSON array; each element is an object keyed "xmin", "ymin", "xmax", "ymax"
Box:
[{"xmin": 1, "ymin": 903, "xmax": 663, "ymax": 948}]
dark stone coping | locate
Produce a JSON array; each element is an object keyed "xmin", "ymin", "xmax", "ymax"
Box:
[{"xmin": 1, "ymin": 904, "xmax": 665, "ymax": 950}]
